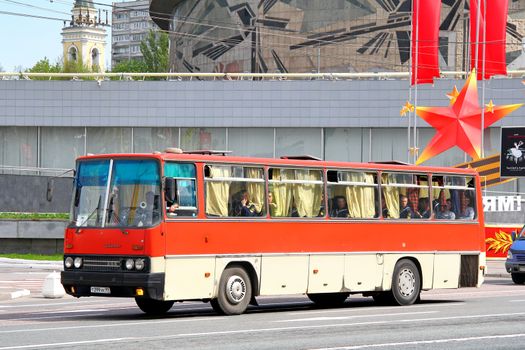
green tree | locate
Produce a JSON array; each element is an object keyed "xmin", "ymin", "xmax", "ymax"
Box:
[
  {"xmin": 27, "ymin": 57, "xmax": 62, "ymax": 79},
  {"xmin": 140, "ymin": 29, "xmax": 170, "ymax": 72},
  {"xmin": 112, "ymin": 59, "xmax": 148, "ymax": 73},
  {"xmin": 62, "ymin": 59, "xmax": 92, "ymax": 74}
]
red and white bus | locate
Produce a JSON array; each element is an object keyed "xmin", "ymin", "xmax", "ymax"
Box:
[{"xmin": 61, "ymin": 150, "xmax": 486, "ymax": 315}]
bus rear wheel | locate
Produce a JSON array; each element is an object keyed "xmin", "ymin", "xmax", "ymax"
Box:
[
  {"xmin": 212, "ymin": 266, "xmax": 252, "ymax": 315},
  {"xmin": 307, "ymin": 292, "xmax": 349, "ymax": 307},
  {"xmin": 511, "ymin": 273, "xmax": 525, "ymax": 285},
  {"xmin": 135, "ymin": 298, "xmax": 174, "ymax": 315},
  {"xmin": 391, "ymin": 259, "xmax": 421, "ymax": 306}
]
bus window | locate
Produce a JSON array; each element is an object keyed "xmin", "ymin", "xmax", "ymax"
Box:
[
  {"xmin": 381, "ymin": 173, "xmax": 430, "ymax": 219},
  {"xmin": 327, "ymin": 170, "xmax": 378, "ymax": 219},
  {"xmin": 268, "ymin": 168, "xmax": 324, "ymax": 218},
  {"xmin": 164, "ymin": 163, "xmax": 197, "ymax": 217},
  {"xmin": 204, "ymin": 165, "xmax": 265, "ymax": 217},
  {"xmin": 433, "ymin": 175, "xmax": 476, "ymax": 220}
]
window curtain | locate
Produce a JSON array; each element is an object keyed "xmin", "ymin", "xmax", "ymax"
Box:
[
  {"xmin": 246, "ymin": 168, "xmax": 265, "ymax": 214},
  {"xmin": 206, "ymin": 166, "xmax": 231, "ymax": 217},
  {"xmin": 270, "ymin": 169, "xmax": 294, "ymax": 217},
  {"xmin": 342, "ymin": 172, "xmax": 376, "ymax": 218},
  {"xmin": 293, "ymin": 170, "xmax": 323, "ymax": 218},
  {"xmin": 381, "ymin": 173, "xmax": 400, "ymax": 219}
]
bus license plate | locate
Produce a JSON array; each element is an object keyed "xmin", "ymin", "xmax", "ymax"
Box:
[{"xmin": 90, "ymin": 286, "xmax": 111, "ymax": 294}]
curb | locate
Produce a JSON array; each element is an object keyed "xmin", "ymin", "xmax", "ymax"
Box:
[{"xmin": 0, "ymin": 289, "xmax": 30, "ymax": 301}]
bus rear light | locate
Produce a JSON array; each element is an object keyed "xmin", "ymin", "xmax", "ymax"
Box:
[
  {"xmin": 135, "ymin": 288, "xmax": 144, "ymax": 296},
  {"xmin": 204, "ymin": 272, "xmax": 211, "ymax": 278},
  {"xmin": 480, "ymin": 265, "xmax": 485, "ymax": 270}
]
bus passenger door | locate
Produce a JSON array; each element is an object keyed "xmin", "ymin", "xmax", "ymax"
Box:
[{"xmin": 344, "ymin": 254, "xmax": 384, "ymax": 292}]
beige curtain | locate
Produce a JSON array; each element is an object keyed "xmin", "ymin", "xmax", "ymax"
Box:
[
  {"xmin": 271, "ymin": 169, "xmax": 294, "ymax": 217},
  {"xmin": 205, "ymin": 166, "xmax": 231, "ymax": 217},
  {"xmin": 246, "ymin": 168, "xmax": 265, "ymax": 214},
  {"xmin": 343, "ymin": 172, "xmax": 376, "ymax": 218},
  {"xmin": 293, "ymin": 170, "xmax": 323, "ymax": 218},
  {"xmin": 381, "ymin": 173, "xmax": 400, "ymax": 218}
]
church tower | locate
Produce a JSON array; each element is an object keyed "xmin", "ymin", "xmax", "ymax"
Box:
[{"xmin": 61, "ymin": 0, "xmax": 107, "ymax": 72}]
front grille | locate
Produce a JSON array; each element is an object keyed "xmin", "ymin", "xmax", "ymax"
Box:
[
  {"xmin": 515, "ymin": 254, "xmax": 525, "ymax": 262},
  {"xmin": 83, "ymin": 256, "xmax": 122, "ymax": 271}
]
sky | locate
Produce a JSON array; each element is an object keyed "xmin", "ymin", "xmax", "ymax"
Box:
[{"xmin": 0, "ymin": 0, "xmax": 117, "ymax": 71}]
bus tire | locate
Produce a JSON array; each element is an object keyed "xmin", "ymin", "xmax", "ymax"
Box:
[
  {"xmin": 511, "ymin": 273, "xmax": 525, "ymax": 285},
  {"xmin": 135, "ymin": 298, "xmax": 174, "ymax": 315},
  {"xmin": 307, "ymin": 292, "xmax": 349, "ymax": 307},
  {"xmin": 213, "ymin": 266, "xmax": 252, "ymax": 315},
  {"xmin": 391, "ymin": 259, "xmax": 421, "ymax": 306}
]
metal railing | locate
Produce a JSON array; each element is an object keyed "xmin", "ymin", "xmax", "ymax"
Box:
[{"xmin": 2, "ymin": 70, "xmax": 525, "ymax": 81}]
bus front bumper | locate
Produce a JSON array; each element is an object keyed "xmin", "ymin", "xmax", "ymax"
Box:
[{"xmin": 61, "ymin": 271, "xmax": 165, "ymax": 300}]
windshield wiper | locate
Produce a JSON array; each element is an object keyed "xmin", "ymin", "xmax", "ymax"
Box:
[{"xmin": 75, "ymin": 195, "xmax": 101, "ymax": 232}]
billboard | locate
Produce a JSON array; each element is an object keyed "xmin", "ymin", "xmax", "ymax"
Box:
[{"xmin": 501, "ymin": 127, "xmax": 525, "ymax": 178}]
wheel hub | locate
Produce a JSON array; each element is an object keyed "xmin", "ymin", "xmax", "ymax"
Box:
[
  {"xmin": 398, "ymin": 268, "xmax": 415, "ymax": 297},
  {"xmin": 226, "ymin": 275, "xmax": 246, "ymax": 304}
]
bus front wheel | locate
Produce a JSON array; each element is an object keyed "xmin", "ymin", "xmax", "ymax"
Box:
[
  {"xmin": 212, "ymin": 266, "xmax": 252, "ymax": 315},
  {"xmin": 307, "ymin": 293, "xmax": 349, "ymax": 307},
  {"xmin": 135, "ymin": 298, "xmax": 174, "ymax": 315},
  {"xmin": 391, "ymin": 259, "xmax": 421, "ymax": 306}
]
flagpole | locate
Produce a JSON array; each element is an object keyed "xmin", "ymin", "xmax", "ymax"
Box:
[
  {"xmin": 413, "ymin": 0, "xmax": 419, "ymax": 164},
  {"xmin": 481, "ymin": 0, "xmax": 486, "ymax": 158},
  {"xmin": 408, "ymin": 0, "xmax": 414, "ymax": 164}
]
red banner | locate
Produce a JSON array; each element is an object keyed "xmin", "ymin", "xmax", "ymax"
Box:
[
  {"xmin": 411, "ymin": 0, "xmax": 441, "ymax": 85},
  {"xmin": 470, "ymin": 0, "xmax": 508, "ymax": 80},
  {"xmin": 485, "ymin": 226, "xmax": 521, "ymax": 258}
]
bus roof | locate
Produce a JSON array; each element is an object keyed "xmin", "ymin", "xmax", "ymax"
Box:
[{"xmin": 77, "ymin": 152, "xmax": 479, "ymax": 176}]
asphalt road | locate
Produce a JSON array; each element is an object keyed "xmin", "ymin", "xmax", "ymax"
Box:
[{"xmin": 1, "ymin": 274, "xmax": 525, "ymax": 350}]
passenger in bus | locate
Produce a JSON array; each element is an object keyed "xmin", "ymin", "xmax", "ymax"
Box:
[
  {"xmin": 233, "ymin": 189, "xmax": 259, "ymax": 217},
  {"xmin": 417, "ymin": 197, "xmax": 431, "ymax": 219},
  {"xmin": 458, "ymin": 195, "xmax": 475, "ymax": 220},
  {"xmin": 291, "ymin": 198, "xmax": 300, "ymax": 217},
  {"xmin": 399, "ymin": 195, "xmax": 411, "ymax": 218},
  {"xmin": 268, "ymin": 192, "xmax": 278, "ymax": 216},
  {"xmin": 330, "ymin": 196, "xmax": 349, "ymax": 218},
  {"xmin": 433, "ymin": 189, "xmax": 447, "ymax": 212},
  {"xmin": 380, "ymin": 192, "xmax": 390, "ymax": 218},
  {"xmin": 436, "ymin": 199, "xmax": 456, "ymax": 220}
]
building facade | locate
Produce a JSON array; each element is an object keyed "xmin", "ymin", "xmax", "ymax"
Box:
[
  {"xmin": 149, "ymin": 0, "xmax": 525, "ymax": 74},
  {"xmin": 112, "ymin": 0, "xmax": 159, "ymax": 66},
  {"xmin": 61, "ymin": 0, "xmax": 107, "ymax": 72}
]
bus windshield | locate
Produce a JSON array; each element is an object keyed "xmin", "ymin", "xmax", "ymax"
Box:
[{"xmin": 71, "ymin": 158, "xmax": 161, "ymax": 228}]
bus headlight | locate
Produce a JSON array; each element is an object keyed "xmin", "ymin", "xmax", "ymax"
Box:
[
  {"xmin": 135, "ymin": 258, "xmax": 145, "ymax": 271},
  {"xmin": 508, "ymin": 251, "xmax": 513, "ymax": 259},
  {"xmin": 73, "ymin": 257, "xmax": 83, "ymax": 269},
  {"xmin": 125, "ymin": 258, "xmax": 135, "ymax": 270},
  {"xmin": 64, "ymin": 257, "xmax": 73, "ymax": 269}
]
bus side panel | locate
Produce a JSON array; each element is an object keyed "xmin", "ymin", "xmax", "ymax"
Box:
[
  {"xmin": 344, "ymin": 254, "xmax": 383, "ymax": 292},
  {"xmin": 433, "ymin": 254, "xmax": 461, "ymax": 289},
  {"xmin": 381, "ymin": 254, "xmax": 434, "ymax": 291},
  {"xmin": 164, "ymin": 256, "xmax": 216, "ymax": 300},
  {"xmin": 259, "ymin": 256, "xmax": 309, "ymax": 295},
  {"xmin": 307, "ymin": 255, "xmax": 345, "ymax": 293}
]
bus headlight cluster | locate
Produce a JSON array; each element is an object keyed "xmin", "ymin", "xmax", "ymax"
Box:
[
  {"xmin": 64, "ymin": 256, "xmax": 82, "ymax": 269},
  {"xmin": 124, "ymin": 258, "xmax": 146, "ymax": 271}
]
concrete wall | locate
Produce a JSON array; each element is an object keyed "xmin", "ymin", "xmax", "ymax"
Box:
[
  {"xmin": 1, "ymin": 78, "xmax": 524, "ymax": 128},
  {"xmin": 0, "ymin": 175, "xmax": 73, "ymax": 213},
  {"xmin": 0, "ymin": 220, "xmax": 66, "ymax": 254}
]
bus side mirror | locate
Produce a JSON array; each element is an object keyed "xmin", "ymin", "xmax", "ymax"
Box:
[
  {"xmin": 512, "ymin": 231, "xmax": 517, "ymax": 241},
  {"xmin": 165, "ymin": 177, "xmax": 176, "ymax": 203},
  {"xmin": 46, "ymin": 179, "xmax": 54, "ymax": 202}
]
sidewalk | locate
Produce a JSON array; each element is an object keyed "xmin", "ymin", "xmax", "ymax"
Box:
[{"xmin": 0, "ymin": 258, "xmax": 62, "ymax": 301}]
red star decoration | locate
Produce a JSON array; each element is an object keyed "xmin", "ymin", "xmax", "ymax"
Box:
[{"xmin": 416, "ymin": 69, "xmax": 522, "ymax": 165}]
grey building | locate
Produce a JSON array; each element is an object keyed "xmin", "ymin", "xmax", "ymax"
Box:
[{"xmin": 112, "ymin": 0, "xmax": 158, "ymax": 66}]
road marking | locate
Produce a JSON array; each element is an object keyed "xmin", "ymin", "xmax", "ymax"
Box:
[
  {"xmin": 3, "ymin": 312, "xmax": 525, "ymax": 349},
  {"xmin": 509, "ymin": 299, "xmax": 525, "ymax": 302},
  {"xmin": 0, "ymin": 300, "xmax": 133, "ymax": 308},
  {"xmin": 274, "ymin": 311, "xmax": 438, "ymax": 323},
  {"xmin": 308, "ymin": 333, "xmax": 525, "ymax": 350},
  {"xmin": 0, "ymin": 338, "xmax": 132, "ymax": 350},
  {"xmin": 5, "ymin": 313, "xmax": 107, "ymax": 321}
]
